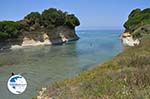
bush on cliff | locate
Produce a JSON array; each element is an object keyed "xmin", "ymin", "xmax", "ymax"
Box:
[
  {"xmin": 41, "ymin": 8, "xmax": 66, "ymax": 27},
  {"xmin": 36, "ymin": 36, "xmax": 150, "ymax": 99},
  {"xmin": 66, "ymin": 14, "xmax": 80, "ymax": 29},
  {"xmin": 23, "ymin": 8, "xmax": 80, "ymax": 29},
  {"xmin": 0, "ymin": 8, "xmax": 80, "ymax": 40},
  {"xmin": 124, "ymin": 8, "xmax": 150, "ymax": 31},
  {"xmin": 0, "ymin": 21, "xmax": 21, "ymax": 39},
  {"xmin": 124, "ymin": 8, "xmax": 150, "ymax": 37},
  {"xmin": 24, "ymin": 12, "xmax": 41, "ymax": 26}
]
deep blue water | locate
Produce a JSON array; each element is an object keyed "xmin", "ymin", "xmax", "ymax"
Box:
[{"xmin": 0, "ymin": 30, "xmax": 123, "ymax": 99}]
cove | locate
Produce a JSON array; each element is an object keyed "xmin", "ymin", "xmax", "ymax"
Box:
[{"xmin": 0, "ymin": 30, "xmax": 123, "ymax": 99}]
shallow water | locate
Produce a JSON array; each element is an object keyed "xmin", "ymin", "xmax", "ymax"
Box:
[{"xmin": 0, "ymin": 30, "xmax": 123, "ymax": 99}]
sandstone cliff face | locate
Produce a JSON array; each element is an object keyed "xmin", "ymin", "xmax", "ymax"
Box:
[
  {"xmin": 121, "ymin": 32, "xmax": 140, "ymax": 46},
  {"xmin": 0, "ymin": 25, "xmax": 79, "ymax": 50},
  {"xmin": 122, "ymin": 8, "xmax": 150, "ymax": 47},
  {"xmin": 0, "ymin": 8, "xmax": 80, "ymax": 50},
  {"xmin": 121, "ymin": 25, "xmax": 150, "ymax": 47}
]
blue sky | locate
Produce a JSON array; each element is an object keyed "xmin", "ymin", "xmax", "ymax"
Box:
[{"xmin": 0, "ymin": 0, "xmax": 150, "ymax": 30}]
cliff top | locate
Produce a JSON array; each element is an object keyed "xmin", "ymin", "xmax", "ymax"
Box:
[
  {"xmin": 0, "ymin": 8, "xmax": 80, "ymax": 40},
  {"xmin": 124, "ymin": 8, "xmax": 150, "ymax": 38}
]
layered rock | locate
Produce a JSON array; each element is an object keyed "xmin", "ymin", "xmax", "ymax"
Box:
[
  {"xmin": 0, "ymin": 25, "xmax": 79, "ymax": 50},
  {"xmin": 121, "ymin": 32, "xmax": 140, "ymax": 46},
  {"xmin": 0, "ymin": 8, "xmax": 80, "ymax": 50},
  {"xmin": 122, "ymin": 8, "xmax": 150, "ymax": 46}
]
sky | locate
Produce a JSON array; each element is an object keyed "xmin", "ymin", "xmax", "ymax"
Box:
[{"xmin": 0, "ymin": 0, "xmax": 150, "ymax": 30}]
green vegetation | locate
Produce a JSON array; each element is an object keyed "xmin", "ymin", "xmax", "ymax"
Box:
[
  {"xmin": 124, "ymin": 8, "xmax": 150, "ymax": 31},
  {"xmin": 124, "ymin": 8, "xmax": 150, "ymax": 38},
  {"xmin": 0, "ymin": 64, "xmax": 3, "ymax": 67},
  {"xmin": 34, "ymin": 8, "xmax": 150, "ymax": 99},
  {"xmin": 24, "ymin": 12, "xmax": 41, "ymax": 26},
  {"xmin": 37, "ymin": 8, "xmax": 150, "ymax": 98},
  {"xmin": 0, "ymin": 21, "xmax": 21, "ymax": 39},
  {"xmin": 41, "ymin": 8, "xmax": 66, "ymax": 28},
  {"xmin": 0, "ymin": 8, "xmax": 80, "ymax": 40},
  {"xmin": 38, "ymin": 35, "xmax": 150, "ymax": 99},
  {"xmin": 22, "ymin": 8, "xmax": 80, "ymax": 30},
  {"xmin": 66, "ymin": 14, "xmax": 80, "ymax": 28}
]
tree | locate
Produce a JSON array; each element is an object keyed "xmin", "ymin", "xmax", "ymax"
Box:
[
  {"xmin": 24, "ymin": 12, "xmax": 41, "ymax": 25},
  {"xmin": 41, "ymin": 8, "xmax": 66, "ymax": 27},
  {"xmin": 0, "ymin": 21, "xmax": 21, "ymax": 39},
  {"xmin": 65, "ymin": 14, "xmax": 80, "ymax": 28},
  {"xmin": 129, "ymin": 8, "xmax": 141, "ymax": 18},
  {"xmin": 0, "ymin": 8, "xmax": 80, "ymax": 40}
]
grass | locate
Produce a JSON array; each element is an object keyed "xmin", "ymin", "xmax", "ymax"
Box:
[
  {"xmin": 0, "ymin": 64, "xmax": 3, "ymax": 67},
  {"xmin": 37, "ymin": 36, "xmax": 150, "ymax": 99}
]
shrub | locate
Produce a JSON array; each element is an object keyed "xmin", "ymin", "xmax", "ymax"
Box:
[
  {"xmin": 0, "ymin": 21, "xmax": 21, "ymax": 39},
  {"xmin": 66, "ymin": 14, "xmax": 80, "ymax": 28},
  {"xmin": 24, "ymin": 12, "xmax": 41, "ymax": 25},
  {"xmin": 124, "ymin": 8, "xmax": 150, "ymax": 33},
  {"xmin": 0, "ymin": 8, "xmax": 80, "ymax": 40}
]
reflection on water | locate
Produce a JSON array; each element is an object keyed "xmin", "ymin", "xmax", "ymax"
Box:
[{"xmin": 0, "ymin": 30, "xmax": 123, "ymax": 99}]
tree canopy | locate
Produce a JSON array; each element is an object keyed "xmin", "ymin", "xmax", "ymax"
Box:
[
  {"xmin": 24, "ymin": 12, "xmax": 41, "ymax": 25},
  {"xmin": 0, "ymin": 21, "xmax": 21, "ymax": 39},
  {"xmin": 0, "ymin": 8, "xmax": 80, "ymax": 40},
  {"xmin": 24, "ymin": 8, "xmax": 80, "ymax": 29}
]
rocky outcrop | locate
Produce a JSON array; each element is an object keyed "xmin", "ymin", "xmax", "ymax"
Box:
[
  {"xmin": 122, "ymin": 8, "xmax": 150, "ymax": 47},
  {"xmin": 121, "ymin": 24, "xmax": 150, "ymax": 47},
  {"xmin": 0, "ymin": 8, "xmax": 80, "ymax": 50},
  {"xmin": 36, "ymin": 88, "xmax": 48, "ymax": 99},
  {"xmin": 0, "ymin": 25, "xmax": 79, "ymax": 50},
  {"xmin": 121, "ymin": 32, "xmax": 140, "ymax": 46}
]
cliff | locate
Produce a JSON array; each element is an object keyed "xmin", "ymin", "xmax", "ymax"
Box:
[
  {"xmin": 0, "ymin": 8, "xmax": 80, "ymax": 50},
  {"xmin": 121, "ymin": 8, "xmax": 150, "ymax": 46},
  {"xmin": 35, "ymin": 9, "xmax": 150, "ymax": 99}
]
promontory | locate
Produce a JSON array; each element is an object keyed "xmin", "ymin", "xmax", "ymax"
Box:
[
  {"xmin": 36, "ymin": 8, "xmax": 150, "ymax": 99},
  {"xmin": 0, "ymin": 8, "xmax": 80, "ymax": 49}
]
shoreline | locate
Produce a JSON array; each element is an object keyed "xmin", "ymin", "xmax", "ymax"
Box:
[
  {"xmin": 0, "ymin": 36, "xmax": 79, "ymax": 50},
  {"xmin": 36, "ymin": 35, "xmax": 150, "ymax": 99}
]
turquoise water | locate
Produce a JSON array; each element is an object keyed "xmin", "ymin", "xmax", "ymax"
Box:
[{"xmin": 0, "ymin": 30, "xmax": 123, "ymax": 99}]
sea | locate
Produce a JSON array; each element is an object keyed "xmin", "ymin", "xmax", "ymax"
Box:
[{"xmin": 0, "ymin": 30, "xmax": 123, "ymax": 99}]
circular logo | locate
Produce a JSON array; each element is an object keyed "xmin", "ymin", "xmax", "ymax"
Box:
[{"xmin": 7, "ymin": 74, "xmax": 27, "ymax": 94}]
